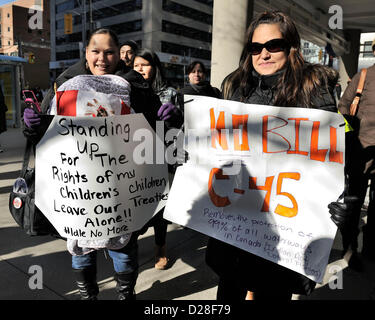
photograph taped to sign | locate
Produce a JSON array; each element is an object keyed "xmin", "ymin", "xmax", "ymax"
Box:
[{"xmin": 164, "ymin": 95, "xmax": 345, "ymax": 283}]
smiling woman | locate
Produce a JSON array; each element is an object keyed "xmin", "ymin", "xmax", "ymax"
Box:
[
  {"xmin": 85, "ymin": 30, "xmax": 120, "ymax": 76},
  {"xmin": 22, "ymin": 27, "xmax": 177, "ymax": 301},
  {"xmin": 206, "ymin": 10, "xmax": 340, "ymax": 302}
]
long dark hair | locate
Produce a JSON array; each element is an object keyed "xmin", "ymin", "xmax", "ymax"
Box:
[
  {"xmin": 134, "ymin": 48, "xmax": 166, "ymax": 92},
  {"xmin": 237, "ymin": 11, "xmax": 337, "ymax": 107}
]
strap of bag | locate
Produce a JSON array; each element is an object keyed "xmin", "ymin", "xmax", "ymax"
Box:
[
  {"xmin": 20, "ymin": 139, "xmax": 34, "ymax": 177},
  {"xmin": 349, "ymin": 68, "xmax": 367, "ymax": 116}
]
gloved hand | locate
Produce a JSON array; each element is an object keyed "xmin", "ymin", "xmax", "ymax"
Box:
[
  {"xmin": 23, "ymin": 107, "xmax": 41, "ymax": 128},
  {"xmin": 157, "ymin": 102, "xmax": 183, "ymax": 128},
  {"xmin": 328, "ymin": 196, "xmax": 359, "ymax": 230},
  {"xmin": 157, "ymin": 102, "xmax": 179, "ymax": 121}
]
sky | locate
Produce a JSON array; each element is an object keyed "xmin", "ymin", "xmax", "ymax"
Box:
[{"xmin": 0, "ymin": 0, "xmax": 15, "ymax": 5}]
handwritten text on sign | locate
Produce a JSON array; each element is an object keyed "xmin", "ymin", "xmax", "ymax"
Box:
[
  {"xmin": 164, "ymin": 95, "xmax": 344, "ymax": 283},
  {"xmin": 35, "ymin": 114, "xmax": 169, "ymax": 240}
]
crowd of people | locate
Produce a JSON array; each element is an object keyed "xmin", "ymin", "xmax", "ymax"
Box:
[{"xmin": 19, "ymin": 10, "xmax": 375, "ymax": 300}]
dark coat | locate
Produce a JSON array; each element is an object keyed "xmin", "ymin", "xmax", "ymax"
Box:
[
  {"xmin": 178, "ymin": 81, "xmax": 221, "ymax": 111},
  {"xmin": 178, "ymin": 81, "xmax": 221, "ymax": 98},
  {"xmin": 206, "ymin": 67, "xmax": 338, "ymax": 295},
  {"xmin": 338, "ymin": 64, "xmax": 375, "ymax": 175}
]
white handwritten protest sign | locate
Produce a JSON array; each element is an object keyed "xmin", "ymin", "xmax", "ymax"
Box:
[
  {"xmin": 164, "ymin": 95, "xmax": 345, "ymax": 283},
  {"xmin": 35, "ymin": 114, "xmax": 169, "ymax": 240}
]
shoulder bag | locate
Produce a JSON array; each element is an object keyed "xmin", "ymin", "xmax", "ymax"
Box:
[{"xmin": 9, "ymin": 139, "xmax": 58, "ymax": 236}]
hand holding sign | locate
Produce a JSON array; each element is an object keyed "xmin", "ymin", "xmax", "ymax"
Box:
[{"xmin": 164, "ymin": 95, "xmax": 345, "ymax": 283}]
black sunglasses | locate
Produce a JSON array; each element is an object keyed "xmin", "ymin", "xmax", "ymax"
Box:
[{"xmin": 248, "ymin": 39, "xmax": 288, "ymax": 55}]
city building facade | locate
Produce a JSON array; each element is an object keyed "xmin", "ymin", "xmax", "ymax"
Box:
[
  {"xmin": 50, "ymin": 0, "xmax": 214, "ymax": 88},
  {"xmin": 0, "ymin": 0, "xmax": 51, "ymax": 89}
]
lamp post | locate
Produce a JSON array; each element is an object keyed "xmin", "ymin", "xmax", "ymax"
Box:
[{"xmin": 82, "ymin": 0, "xmax": 87, "ymax": 50}]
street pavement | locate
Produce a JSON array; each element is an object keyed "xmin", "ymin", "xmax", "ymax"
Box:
[{"xmin": 1, "ymin": 127, "xmax": 375, "ymax": 301}]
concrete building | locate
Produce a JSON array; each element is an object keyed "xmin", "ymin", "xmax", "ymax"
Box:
[
  {"xmin": 50, "ymin": 0, "xmax": 214, "ymax": 88},
  {"xmin": 358, "ymin": 32, "xmax": 375, "ymax": 71},
  {"xmin": 0, "ymin": 0, "xmax": 51, "ymax": 90}
]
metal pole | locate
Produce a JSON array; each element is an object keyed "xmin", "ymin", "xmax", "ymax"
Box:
[
  {"xmin": 89, "ymin": 0, "xmax": 93, "ymax": 33},
  {"xmin": 82, "ymin": 0, "xmax": 87, "ymax": 51}
]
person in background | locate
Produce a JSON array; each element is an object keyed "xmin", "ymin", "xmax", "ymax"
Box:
[
  {"xmin": 120, "ymin": 40, "xmax": 139, "ymax": 67},
  {"xmin": 337, "ymin": 38, "xmax": 375, "ymax": 267},
  {"xmin": 133, "ymin": 48, "xmax": 183, "ymax": 270},
  {"xmin": 23, "ymin": 28, "xmax": 179, "ymax": 300},
  {"xmin": 0, "ymin": 83, "xmax": 7, "ymax": 153},
  {"xmin": 33, "ymin": 86, "xmax": 44, "ymax": 103},
  {"xmin": 205, "ymin": 10, "xmax": 338, "ymax": 301},
  {"xmin": 178, "ymin": 60, "xmax": 221, "ymax": 101}
]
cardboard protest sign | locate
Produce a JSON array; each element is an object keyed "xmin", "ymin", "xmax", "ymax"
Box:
[
  {"xmin": 35, "ymin": 115, "xmax": 169, "ymax": 241},
  {"xmin": 164, "ymin": 95, "xmax": 345, "ymax": 283}
]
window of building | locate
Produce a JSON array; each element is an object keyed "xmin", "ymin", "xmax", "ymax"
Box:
[
  {"xmin": 56, "ymin": 32, "xmax": 82, "ymax": 45},
  {"xmin": 110, "ymin": 20, "xmax": 142, "ymax": 36},
  {"xmin": 363, "ymin": 41, "xmax": 374, "ymax": 57},
  {"xmin": 56, "ymin": 49, "xmax": 80, "ymax": 60},
  {"xmin": 56, "ymin": 0, "xmax": 78, "ymax": 14},
  {"xmin": 161, "ymin": 41, "xmax": 211, "ymax": 60},
  {"xmin": 193, "ymin": 0, "xmax": 213, "ymax": 7},
  {"xmin": 163, "ymin": 0, "xmax": 213, "ymax": 25},
  {"xmin": 162, "ymin": 20, "xmax": 211, "ymax": 43},
  {"xmin": 90, "ymin": 0, "xmax": 142, "ymax": 21}
]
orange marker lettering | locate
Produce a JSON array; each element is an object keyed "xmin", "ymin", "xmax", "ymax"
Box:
[
  {"xmin": 208, "ymin": 168, "xmax": 231, "ymax": 207},
  {"xmin": 310, "ymin": 121, "xmax": 327, "ymax": 162},
  {"xmin": 274, "ymin": 172, "xmax": 300, "ymax": 218},
  {"xmin": 249, "ymin": 176, "xmax": 275, "ymax": 212},
  {"xmin": 210, "ymin": 108, "xmax": 228, "ymax": 150},
  {"xmin": 232, "ymin": 114, "xmax": 250, "ymax": 151}
]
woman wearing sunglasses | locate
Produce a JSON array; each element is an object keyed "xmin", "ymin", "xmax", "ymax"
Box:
[{"xmin": 206, "ymin": 10, "xmax": 338, "ymax": 300}]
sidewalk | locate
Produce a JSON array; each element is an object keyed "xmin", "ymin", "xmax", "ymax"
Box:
[{"xmin": 1, "ymin": 127, "xmax": 375, "ymax": 300}]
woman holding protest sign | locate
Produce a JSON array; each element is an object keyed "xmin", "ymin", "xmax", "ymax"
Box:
[
  {"xmin": 133, "ymin": 48, "xmax": 183, "ymax": 270},
  {"xmin": 205, "ymin": 10, "xmax": 338, "ymax": 300},
  {"xmin": 23, "ymin": 28, "xmax": 180, "ymax": 300}
]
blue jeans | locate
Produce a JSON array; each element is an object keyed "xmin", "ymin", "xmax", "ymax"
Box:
[{"xmin": 71, "ymin": 235, "xmax": 138, "ymax": 274}]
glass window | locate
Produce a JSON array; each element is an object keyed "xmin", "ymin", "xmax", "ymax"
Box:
[
  {"xmin": 363, "ymin": 41, "xmax": 374, "ymax": 57},
  {"xmin": 161, "ymin": 41, "xmax": 211, "ymax": 60},
  {"xmin": 193, "ymin": 0, "xmax": 213, "ymax": 7},
  {"xmin": 163, "ymin": 0, "xmax": 212, "ymax": 25},
  {"xmin": 162, "ymin": 20, "xmax": 211, "ymax": 43},
  {"xmin": 90, "ymin": 0, "xmax": 142, "ymax": 20},
  {"xmin": 56, "ymin": 49, "xmax": 80, "ymax": 60}
]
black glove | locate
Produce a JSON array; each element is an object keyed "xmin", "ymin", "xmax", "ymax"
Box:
[{"xmin": 328, "ymin": 196, "xmax": 359, "ymax": 230}]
